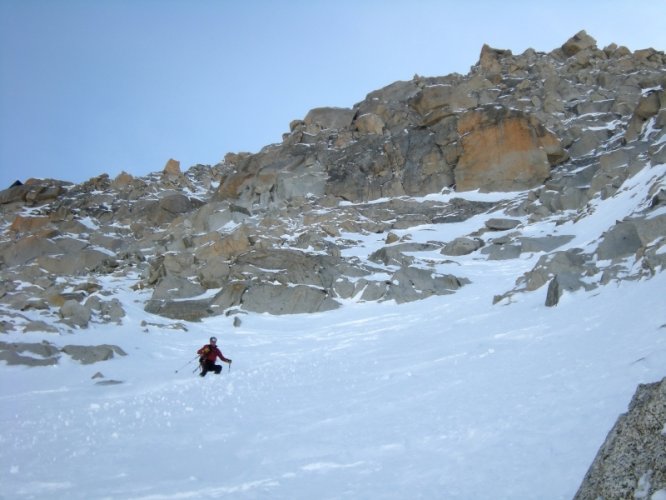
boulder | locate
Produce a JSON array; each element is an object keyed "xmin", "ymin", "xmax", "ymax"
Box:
[
  {"xmin": 411, "ymin": 83, "xmax": 478, "ymax": 116},
  {"xmin": 112, "ymin": 171, "xmax": 134, "ymax": 187},
  {"xmin": 215, "ymin": 225, "xmax": 252, "ymax": 260},
  {"xmin": 23, "ymin": 320, "xmax": 60, "ymax": 333},
  {"xmin": 0, "ymin": 235, "xmax": 60, "ymax": 267},
  {"xmin": 197, "ymin": 260, "xmax": 231, "ymax": 289},
  {"xmin": 519, "ymin": 250, "xmax": 595, "ymax": 292},
  {"xmin": 518, "ymin": 235, "xmax": 575, "ymax": 253},
  {"xmin": 151, "ymin": 275, "xmax": 205, "ymax": 300},
  {"xmin": 574, "ymin": 377, "xmax": 666, "ymax": 499},
  {"xmin": 589, "ymin": 147, "xmax": 644, "ymax": 199},
  {"xmin": 209, "ymin": 282, "xmax": 247, "ymax": 311},
  {"xmin": 481, "ymin": 242, "xmax": 522, "ymax": 260},
  {"xmin": 596, "ymin": 221, "xmax": 643, "ymax": 260},
  {"xmin": 37, "ymin": 248, "xmax": 116, "ymax": 276},
  {"xmin": 90, "ymin": 297, "xmax": 125, "ymax": 323},
  {"xmin": 477, "ymin": 44, "xmax": 512, "ymax": 81},
  {"xmin": 485, "ymin": 218, "xmax": 521, "ymax": 231},
  {"xmin": 141, "ymin": 194, "xmax": 204, "ymax": 226},
  {"xmin": 241, "ymin": 283, "xmax": 339, "ymax": 314},
  {"xmin": 0, "ymin": 180, "xmax": 66, "ymax": 206},
  {"xmin": 160, "ymin": 193, "xmax": 201, "ymax": 215},
  {"xmin": 59, "ymin": 299, "xmax": 92, "ymax": 328},
  {"xmin": 9, "ymin": 215, "xmax": 50, "ymax": 233},
  {"xmin": 354, "ymin": 79, "xmax": 420, "ymax": 133},
  {"xmin": 233, "ymin": 248, "xmax": 341, "ymax": 289},
  {"xmin": 162, "ymin": 158, "xmax": 181, "ymax": 177},
  {"xmin": 303, "ymin": 107, "xmax": 355, "ymax": 132},
  {"xmin": 561, "ymin": 30, "xmax": 597, "ymax": 57},
  {"xmin": 369, "ymin": 243, "xmax": 439, "ymax": 267},
  {"xmin": 441, "ymin": 237, "xmax": 484, "ymax": 256},
  {"xmin": 544, "ymin": 276, "xmax": 561, "ymax": 307},
  {"xmin": 539, "ymin": 185, "xmax": 589, "ymax": 212},
  {"xmin": 61, "ymin": 344, "xmax": 127, "ymax": 364},
  {"xmin": 389, "ymin": 266, "xmax": 465, "ymax": 303},
  {"xmin": 144, "ymin": 299, "xmax": 214, "ymax": 322},
  {"xmin": 626, "ymin": 90, "xmax": 664, "ymax": 141},
  {"xmin": 0, "ymin": 341, "xmax": 60, "ymax": 366},
  {"xmin": 354, "ymin": 113, "xmax": 385, "ymax": 135}
]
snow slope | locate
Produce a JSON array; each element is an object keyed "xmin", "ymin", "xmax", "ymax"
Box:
[{"xmin": 2, "ymin": 168, "xmax": 666, "ymax": 499}]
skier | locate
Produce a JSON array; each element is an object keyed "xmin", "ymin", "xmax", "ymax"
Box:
[{"xmin": 197, "ymin": 336, "xmax": 232, "ymax": 377}]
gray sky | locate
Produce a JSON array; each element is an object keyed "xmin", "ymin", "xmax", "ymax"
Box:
[{"xmin": 1, "ymin": 0, "xmax": 665, "ymax": 188}]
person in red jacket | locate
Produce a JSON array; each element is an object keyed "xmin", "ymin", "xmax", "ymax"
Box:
[{"xmin": 197, "ymin": 336, "xmax": 232, "ymax": 377}]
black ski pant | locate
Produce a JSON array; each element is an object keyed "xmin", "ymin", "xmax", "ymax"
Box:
[{"xmin": 200, "ymin": 360, "xmax": 222, "ymax": 377}]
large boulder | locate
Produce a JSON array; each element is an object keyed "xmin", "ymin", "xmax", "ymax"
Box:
[
  {"xmin": 518, "ymin": 249, "xmax": 597, "ymax": 292},
  {"xmin": 9, "ymin": 215, "xmax": 50, "ymax": 233},
  {"xmin": 561, "ymin": 30, "xmax": 597, "ymax": 57},
  {"xmin": 388, "ymin": 266, "xmax": 466, "ymax": 304},
  {"xmin": 410, "ymin": 82, "xmax": 479, "ymax": 116},
  {"xmin": 354, "ymin": 112, "xmax": 385, "ymax": 135},
  {"xmin": 0, "ymin": 180, "xmax": 67, "ymax": 206},
  {"xmin": 303, "ymin": 107, "xmax": 355, "ymax": 132},
  {"xmin": 139, "ymin": 193, "xmax": 204, "ymax": 226},
  {"xmin": 626, "ymin": 89, "xmax": 664, "ymax": 141},
  {"xmin": 0, "ymin": 235, "xmax": 60, "ymax": 267},
  {"xmin": 61, "ymin": 344, "xmax": 127, "ymax": 364},
  {"xmin": 0, "ymin": 341, "xmax": 60, "ymax": 366},
  {"xmin": 574, "ymin": 377, "xmax": 666, "ymax": 499},
  {"xmin": 596, "ymin": 221, "xmax": 643, "ymax": 261},
  {"xmin": 59, "ymin": 299, "xmax": 92, "ymax": 328},
  {"xmin": 37, "ymin": 247, "xmax": 116, "ymax": 275},
  {"xmin": 144, "ymin": 298, "xmax": 215, "ymax": 322},
  {"xmin": 214, "ymin": 146, "xmax": 325, "ymax": 207},
  {"xmin": 233, "ymin": 248, "xmax": 341, "ymax": 289},
  {"xmin": 441, "ymin": 237, "xmax": 485, "ymax": 256},
  {"xmin": 162, "ymin": 158, "xmax": 181, "ymax": 177},
  {"xmin": 476, "ymin": 44, "xmax": 512, "ymax": 82},
  {"xmin": 241, "ymin": 283, "xmax": 339, "ymax": 314},
  {"xmin": 0, "ymin": 341, "xmax": 126, "ymax": 366}
]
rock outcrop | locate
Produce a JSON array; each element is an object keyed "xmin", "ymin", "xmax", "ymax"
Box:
[
  {"xmin": 0, "ymin": 31, "xmax": 664, "ymax": 327},
  {"xmin": 574, "ymin": 377, "xmax": 666, "ymax": 500},
  {"xmin": 0, "ymin": 340, "xmax": 127, "ymax": 366},
  {"xmin": 455, "ymin": 106, "xmax": 563, "ymax": 191}
]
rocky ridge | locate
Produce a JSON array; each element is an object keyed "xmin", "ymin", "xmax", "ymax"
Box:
[{"xmin": 0, "ymin": 31, "xmax": 664, "ymax": 335}]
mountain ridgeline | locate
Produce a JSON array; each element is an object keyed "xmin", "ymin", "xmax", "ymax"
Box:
[{"xmin": 0, "ymin": 30, "xmax": 664, "ymax": 327}]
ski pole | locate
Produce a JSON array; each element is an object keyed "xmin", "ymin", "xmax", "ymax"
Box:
[{"xmin": 175, "ymin": 355, "xmax": 199, "ymax": 374}]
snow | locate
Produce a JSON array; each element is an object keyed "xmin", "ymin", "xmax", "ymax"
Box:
[
  {"xmin": 3, "ymin": 273, "xmax": 665, "ymax": 499},
  {"xmin": 2, "ymin": 172, "xmax": 666, "ymax": 498}
]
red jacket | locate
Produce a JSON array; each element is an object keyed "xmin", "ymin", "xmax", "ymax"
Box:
[{"xmin": 197, "ymin": 344, "xmax": 230, "ymax": 363}]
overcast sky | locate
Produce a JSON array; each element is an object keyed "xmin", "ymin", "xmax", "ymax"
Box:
[{"xmin": 1, "ymin": 0, "xmax": 665, "ymax": 188}]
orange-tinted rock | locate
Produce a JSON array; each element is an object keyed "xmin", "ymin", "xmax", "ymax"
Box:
[{"xmin": 455, "ymin": 107, "xmax": 561, "ymax": 192}]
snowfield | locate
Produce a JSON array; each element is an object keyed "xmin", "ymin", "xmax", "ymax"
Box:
[{"xmin": 2, "ymin": 175, "xmax": 666, "ymax": 499}]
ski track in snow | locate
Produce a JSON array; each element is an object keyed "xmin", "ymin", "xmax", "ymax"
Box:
[{"xmin": 1, "ymin": 169, "xmax": 666, "ymax": 499}]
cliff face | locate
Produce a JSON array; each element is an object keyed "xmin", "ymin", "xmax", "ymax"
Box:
[
  {"xmin": 0, "ymin": 31, "xmax": 664, "ymax": 327},
  {"xmin": 215, "ymin": 30, "xmax": 663, "ymax": 204}
]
